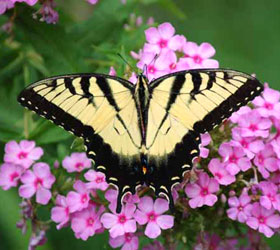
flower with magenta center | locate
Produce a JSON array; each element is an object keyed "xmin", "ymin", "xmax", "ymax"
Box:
[
  {"xmin": 66, "ymin": 180, "xmax": 90, "ymax": 213},
  {"xmin": 144, "ymin": 22, "xmax": 185, "ymax": 54},
  {"xmin": 185, "ymin": 172, "xmax": 219, "ymax": 208},
  {"xmin": 246, "ymin": 202, "xmax": 280, "ymax": 237},
  {"xmin": 4, "ymin": 140, "xmax": 43, "ymax": 169},
  {"xmin": 109, "ymin": 233, "xmax": 139, "ymax": 250},
  {"xmin": 51, "ymin": 195, "xmax": 71, "ymax": 230},
  {"xmin": 62, "ymin": 152, "xmax": 91, "ymax": 173},
  {"xmin": 227, "ymin": 193, "xmax": 252, "ymax": 223},
  {"xmin": 85, "ymin": 170, "xmax": 108, "ymax": 191},
  {"xmin": 71, "ymin": 204, "xmax": 104, "ymax": 240},
  {"xmin": 134, "ymin": 197, "xmax": 174, "ymax": 239},
  {"xmin": 218, "ymin": 143, "xmax": 251, "ymax": 175},
  {"xmin": 0, "ymin": 163, "xmax": 24, "ymax": 190},
  {"xmin": 181, "ymin": 42, "xmax": 219, "ymax": 69},
  {"xmin": 101, "ymin": 203, "xmax": 137, "ymax": 238},
  {"xmin": 19, "ymin": 162, "xmax": 55, "ymax": 205}
]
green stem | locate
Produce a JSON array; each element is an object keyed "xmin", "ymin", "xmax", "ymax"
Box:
[{"xmin": 23, "ymin": 109, "xmax": 29, "ymax": 139}]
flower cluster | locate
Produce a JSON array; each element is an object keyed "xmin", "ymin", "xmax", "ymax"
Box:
[{"xmin": 1, "ymin": 22, "xmax": 280, "ymax": 249}]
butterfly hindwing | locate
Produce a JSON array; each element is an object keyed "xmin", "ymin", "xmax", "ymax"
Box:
[
  {"xmin": 145, "ymin": 69, "xmax": 263, "ymax": 204},
  {"xmin": 18, "ymin": 74, "xmax": 144, "ymax": 210}
]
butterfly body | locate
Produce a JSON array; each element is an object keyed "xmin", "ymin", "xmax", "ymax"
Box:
[{"xmin": 18, "ymin": 69, "xmax": 264, "ymax": 212}]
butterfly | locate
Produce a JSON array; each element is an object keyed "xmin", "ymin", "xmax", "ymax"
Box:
[{"xmin": 18, "ymin": 69, "xmax": 263, "ymax": 212}]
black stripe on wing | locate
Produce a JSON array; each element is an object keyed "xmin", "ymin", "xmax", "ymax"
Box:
[{"xmin": 17, "ymin": 74, "xmax": 142, "ymax": 213}]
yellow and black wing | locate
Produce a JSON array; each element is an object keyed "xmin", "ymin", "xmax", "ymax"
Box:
[
  {"xmin": 146, "ymin": 69, "xmax": 263, "ymax": 206},
  {"xmin": 18, "ymin": 74, "xmax": 144, "ymax": 210}
]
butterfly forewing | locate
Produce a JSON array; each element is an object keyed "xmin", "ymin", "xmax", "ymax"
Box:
[
  {"xmin": 18, "ymin": 74, "xmax": 145, "ymax": 211},
  {"xmin": 145, "ymin": 69, "xmax": 263, "ymax": 204}
]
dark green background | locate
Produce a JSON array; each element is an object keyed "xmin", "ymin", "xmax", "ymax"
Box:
[{"xmin": 0, "ymin": 0, "xmax": 280, "ymax": 249}]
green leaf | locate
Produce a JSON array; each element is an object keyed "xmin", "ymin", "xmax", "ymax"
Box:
[
  {"xmin": 28, "ymin": 120, "xmax": 71, "ymax": 144},
  {"xmin": 158, "ymin": 0, "xmax": 187, "ymax": 19}
]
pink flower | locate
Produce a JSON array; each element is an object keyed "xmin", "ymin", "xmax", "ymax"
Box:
[
  {"xmin": 144, "ymin": 22, "xmax": 185, "ymax": 54},
  {"xmin": 181, "ymin": 42, "xmax": 219, "ymax": 69},
  {"xmin": 66, "ymin": 180, "xmax": 90, "ymax": 213},
  {"xmin": 218, "ymin": 143, "xmax": 251, "ymax": 175},
  {"xmin": 11, "ymin": 0, "xmax": 38, "ymax": 6},
  {"xmin": 100, "ymin": 203, "xmax": 137, "ymax": 238},
  {"xmin": 253, "ymin": 86, "xmax": 280, "ymax": 119},
  {"xmin": 87, "ymin": 0, "xmax": 98, "ymax": 4},
  {"xmin": 208, "ymin": 159, "xmax": 235, "ymax": 185},
  {"xmin": 230, "ymin": 128, "xmax": 264, "ymax": 159},
  {"xmin": 4, "ymin": 140, "xmax": 43, "ymax": 169},
  {"xmin": 134, "ymin": 197, "xmax": 174, "ymax": 239},
  {"xmin": 259, "ymin": 181, "xmax": 280, "ymax": 211},
  {"xmin": 154, "ymin": 50, "xmax": 189, "ymax": 73},
  {"xmin": 227, "ymin": 194, "xmax": 252, "ymax": 223},
  {"xmin": 85, "ymin": 170, "xmax": 108, "ymax": 191},
  {"xmin": 185, "ymin": 172, "xmax": 219, "ymax": 208},
  {"xmin": 71, "ymin": 204, "xmax": 104, "ymax": 240},
  {"xmin": 0, "ymin": 163, "xmax": 24, "ymax": 190},
  {"xmin": 109, "ymin": 233, "xmax": 139, "ymax": 250},
  {"xmin": 0, "ymin": 0, "xmax": 14, "ymax": 15},
  {"xmin": 51, "ymin": 195, "xmax": 70, "ymax": 230},
  {"xmin": 109, "ymin": 66, "xmax": 116, "ymax": 76},
  {"xmin": 246, "ymin": 202, "xmax": 280, "ymax": 237},
  {"xmin": 62, "ymin": 152, "xmax": 91, "ymax": 173},
  {"xmin": 237, "ymin": 110, "xmax": 272, "ymax": 138},
  {"xmin": 254, "ymin": 144, "xmax": 279, "ymax": 178},
  {"xmin": 200, "ymin": 133, "xmax": 211, "ymax": 158},
  {"xmin": 229, "ymin": 106, "xmax": 252, "ymax": 123},
  {"xmin": 137, "ymin": 52, "xmax": 169, "ymax": 81},
  {"xmin": 19, "ymin": 162, "xmax": 55, "ymax": 205}
]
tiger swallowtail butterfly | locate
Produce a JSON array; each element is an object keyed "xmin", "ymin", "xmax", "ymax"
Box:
[{"xmin": 18, "ymin": 69, "xmax": 263, "ymax": 212}]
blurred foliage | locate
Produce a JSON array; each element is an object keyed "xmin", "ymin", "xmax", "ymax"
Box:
[{"xmin": 0, "ymin": 0, "xmax": 280, "ymax": 249}]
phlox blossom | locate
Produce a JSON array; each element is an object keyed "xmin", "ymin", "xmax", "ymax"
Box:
[
  {"xmin": 101, "ymin": 203, "xmax": 137, "ymax": 238},
  {"xmin": 66, "ymin": 180, "xmax": 90, "ymax": 213},
  {"xmin": 253, "ymin": 86, "xmax": 280, "ymax": 119},
  {"xmin": 185, "ymin": 172, "xmax": 219, "ymax": 208},
  {"xmin": 0, "ymin": 163, "xmax": 24, "ymax": 190},
  {"xmin": 137, "ymin": 52, "xmax": 169, "ymax": 81},
  {"xmin": 51, "ymin": 195, "xmax": 70, "ymax": 230},
  {"xmin": 237, "ymin": 110, "xmax": 272, "ymax": 138},
  {"xmin": 208, "ymin": 158, "xmax": 235, "ymax": 185},
  {"xmin": 144, "ymin": 22, "xmax": 186, "ymax": 54},
  {"xmin": 85, "ymin": 170, "xmax": 108, "ymax": 191},
  {"xmin": 218, "ymin": 143, "xmax": 251, "ymax": 175},
  {"xmin": 230, "ymin": 127, "xmax": 264, "ymax": 159},
  {"xmin": 181, "ymin": 42, "xmax": 219, "ymax": 69},
  {"xmin": 4, "ymin": 140, "xmax": 43, "ymax": 169},
  {"xmin": 19, "ymin": 162, "xmax": 55, "ymax": 205},
  {"xmin": 134, "ymin": 197, "xmax": 174, "ymax": 239},
  {"xmin": 109, "ymin": 233, "xmax": 139, "ymax": 250},
  {"xmin": 253, "ymin": 144, "xmax": 279, "ymax": 178},
  {"xmin": 71, "ymin": 204, "xmax": 104, "ymax": 240},
  {"xmin": 62, "ymin": 152, "xmax": 91, "ymax": 173},
  {"xmin": 227, "ymin": 194, "xmax": 252, "ymax": 223},
  {"xmin": 246, "ymin": 202, "xmax": 280, "ymax": 237},
  {"xmin": 259, "ymin": 181, "xmax": 280, "ymax": 211}
]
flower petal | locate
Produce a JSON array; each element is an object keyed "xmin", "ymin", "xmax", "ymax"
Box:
[{"xmin": 156, "ymin": 215, "xmax": 174, "ymax": 229}]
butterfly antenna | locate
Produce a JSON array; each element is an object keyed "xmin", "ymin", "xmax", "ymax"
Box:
[
  {"xmin": 117, "ymin": 53, "xmax": 137, "ymax": 73},
  {"xmin": 144, "ymin": 54, "xmax": 158, "ymax": 79}
]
